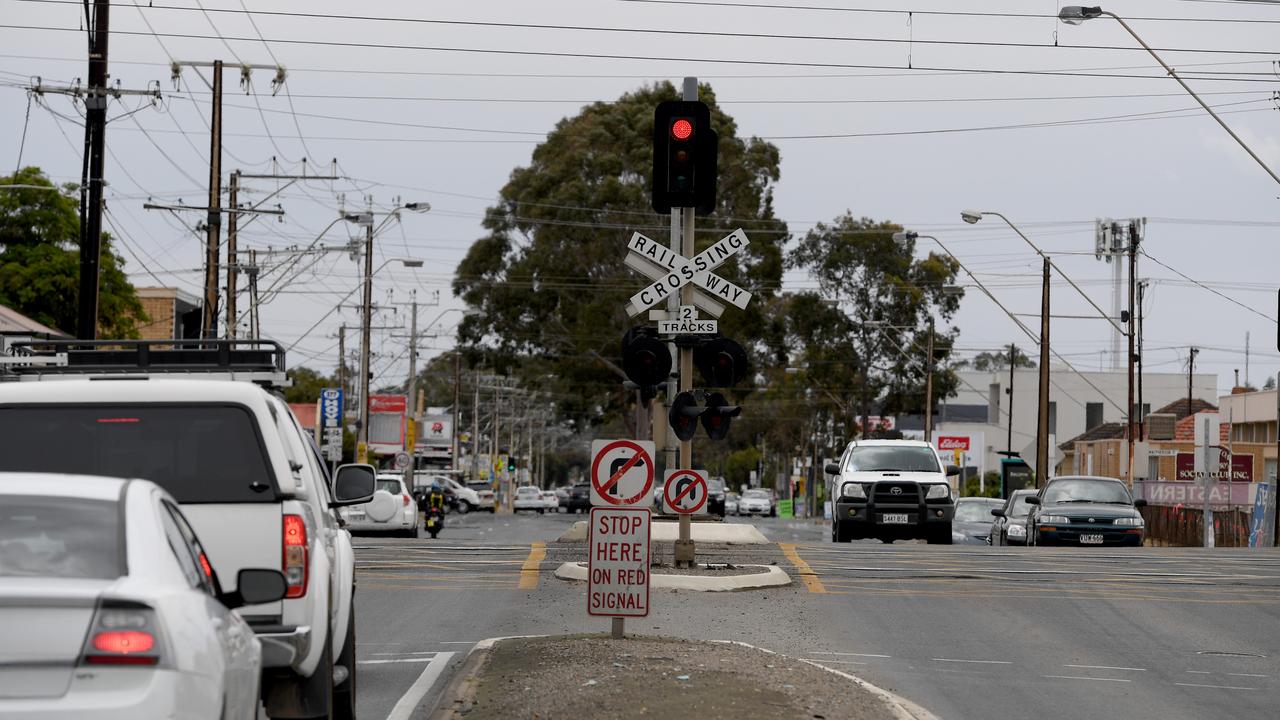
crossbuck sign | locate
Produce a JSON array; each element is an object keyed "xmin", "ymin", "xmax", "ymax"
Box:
[{"xmin": 625, "ymin": 229, "xmax": 753, "ymax": 318}]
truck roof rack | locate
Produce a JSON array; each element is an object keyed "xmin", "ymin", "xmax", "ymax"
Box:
[{"xmin": 0, "ymin": 339, "xmax": 291, "ymax": 389}]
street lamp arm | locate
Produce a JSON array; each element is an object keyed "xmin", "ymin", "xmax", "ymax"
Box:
[
  {"xmin": 980, "ymin": 212, "xmax": 1128, "ymax": 338},
  {"xmin": 1095, "ymin": 10, "xmax": 1280, "ymax": 188}
]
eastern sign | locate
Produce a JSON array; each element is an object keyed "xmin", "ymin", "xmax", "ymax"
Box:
[
  {"xmin": 625, "ymin": 230, "xmax": 753, "ymax": 317},
  {"xmin": 588, "ymin": 507, "xmax": 651, "ymax": 617},
  {"xmin": 661, "ymin": 468, "xmax": 709, "ymax": 515},
  {"xmin": 590, "ymin": 439, "xmax": 656, "ymax": 507}
]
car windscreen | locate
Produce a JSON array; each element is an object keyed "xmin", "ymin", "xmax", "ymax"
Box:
[
  {"xmin": 743, "ymin": 489, "xmax": 769, "ymax": 499},
  {"xmin": 1042, "ymin": 479, "xmax": 1132, "ymax": 505},
  {"xmin": 846, "ymin": 446, "xmax": 941, "ymax": 473},
  {"xmin": 0, "ymin": 405, "xmax": 277, "ymax": 503},
  {"xmin": 0, "ymin": 496, "xmax": 123, "ymax": 579},
  {"xmin": 1008, "ymin": 494, "xmax": 1035, "ymax": 518},
  {"xmin": 954, "ymin": 502, "xmax": 999, "ymax": 523}
]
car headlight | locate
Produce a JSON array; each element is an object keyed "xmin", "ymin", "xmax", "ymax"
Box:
[
  {"xmin": 1006, "ymin": 524, "xmax": 1026, "ymax": 536},
  {"xmin": 841, "ymin": 482, "xmax": 866, "ymax": 499},
  {"xmin": 925, "ymin": 484, "xmax": 950, "ymax": 500},
  {"xmin": 1114, "ymin": 517, "xmax": 1144, "ymax": 527},
  {"xmin": 1041, "ymin": 515, "xmax": 1071, "ymax": 525}
]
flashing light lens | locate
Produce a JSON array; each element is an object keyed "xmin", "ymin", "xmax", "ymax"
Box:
[{"xmin": 671, "ymin": 119, "xmax": 693, "ymax": 140}]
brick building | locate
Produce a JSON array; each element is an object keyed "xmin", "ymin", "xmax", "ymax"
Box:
[{"xmin": 134, "ymin": 287, "xmax": 201, "ymax": 340}]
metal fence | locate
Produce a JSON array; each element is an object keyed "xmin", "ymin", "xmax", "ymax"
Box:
[{"xmin": 1139, "ymin": 505, "xmax": 1252, "ymax": 547}]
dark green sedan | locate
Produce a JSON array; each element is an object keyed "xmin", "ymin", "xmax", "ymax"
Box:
[{"xmin": 1026, "ymin": 476, "xmax": 1147, "ymax": 547}]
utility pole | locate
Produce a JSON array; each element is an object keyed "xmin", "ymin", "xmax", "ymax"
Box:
[
  {"xmin": 77, "ymin": 0, "xmax": 110, "ymax": 341},
  {"xmin": 406, "ymin": 294, "xmax": 418, "ymax": 416},
  {"xmin": 248, "ymin": 249, "xmax": 260, "ymax": 337},
  {"xmin": 924, "ymin": 317, "xmax": 935, "ymax": 444},
  {"xmin": 225, "ymin": 170, "xmax": 239, "ymax": 337},
  {"xmin": 451, "ymin": 352, "xmax": 461, "ymax": 476},
  {"xmin": 336, "ymin": 325, "xmax": 347, "ymax": 400},
  {"xmin": 1126, "ymin": 221, "xmax": 1140, "ymax": 484},
  {"xmin": 1006, "ymin": 343, "xmax": 1016, "ymax": 457},
  {"xmin": 472, "ymin": 370, "xmax": 480, "ymax": 483},
  {"xmin": 357, "ymin": 217, "xmax": 374, "ymax": 463},
  {"xmin": 1137, "ymin": 280, "xmax": 1147, "ymax": 443},
  {"xmin": 201, "ymin": 59, "xmax": 223, "ymax": 340},
  {"xmin": 1036, "ymin": 258, "xmax": 1051, "ymax": 486},
  {"xmin": 1188, "ymin": 347, "xmax": 1199, "ymax": 418}
]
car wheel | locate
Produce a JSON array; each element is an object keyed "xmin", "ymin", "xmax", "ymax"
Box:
[
  {"xmin": 456, "ymin": 501, "xmax": 471, "ymax": 515},
  {"xmin": 333, "ymin": 603, "xmax": 357, "ymax": 720},
  {"xmin": 262, "ymin": 628, "xmax": 334, "ymax": 719}
]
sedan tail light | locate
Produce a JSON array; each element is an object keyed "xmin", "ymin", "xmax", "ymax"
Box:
[
  {"xmin": 80, "ymin": 601, "xmax": 165, "ymax": 667},
  {"xmin": 283, "ymin": 514, "xmax": 309, "ymax": 599}
]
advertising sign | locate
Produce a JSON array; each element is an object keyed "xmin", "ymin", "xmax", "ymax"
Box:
[
  {"xmin": 320, "ymin": 388, "xmax": 344, "ymax": 461},
  {"xmin": 937, "ymin": 436, "xmax": 970, "ymax": 452},
  {"xmin": 1176, "ymin": 451, "xmax": 1252, "ymax": 482}
]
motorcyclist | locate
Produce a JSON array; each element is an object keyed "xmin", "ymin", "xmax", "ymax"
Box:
[{"xmin": 428, "ymin": 481, "xmax": 446, "ymax": 513}]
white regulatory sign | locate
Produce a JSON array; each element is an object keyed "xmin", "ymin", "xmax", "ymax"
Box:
[
  {"xmin": 587, "ymin": 507, "xmax": 651, "ymax": 617},
  {"xmin": 625, "ymin": 229, "xmax": 753, "ymax": 316},
  {"xmin": 661, "ymin": 469, "xmax": 709, "ymax": 515},
  {"xmin": 658, "ymin": 319, "xmax": 718, "ymax": 335},
  {"xmin": 590, "ymin": 439, "xmax": 656, "ymax": 507}
]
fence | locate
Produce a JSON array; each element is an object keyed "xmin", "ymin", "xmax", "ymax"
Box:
[{"xmin": 1139, "ymin": 505, "xmax": 1252, "ymax": 547}]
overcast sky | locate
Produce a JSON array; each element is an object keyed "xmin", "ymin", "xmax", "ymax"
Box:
[{"xmin": 2, "ymin": 0, "xmax": 1278, "ymax": 398}]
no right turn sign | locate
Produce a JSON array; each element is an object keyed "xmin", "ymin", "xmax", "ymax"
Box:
[{"xmin": 590, "ymin": 439, "xmax": 656, "ymax": 507}]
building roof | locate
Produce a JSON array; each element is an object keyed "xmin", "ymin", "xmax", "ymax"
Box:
[
  {"xmin": 1151, "ymin": 397, "xmax": 1217, "ymax": 420},
  {"xmin": 1059, "ymin": 421, "xmax": 1126, "ymax": 450},
  {"xmin": 0, "ymin": 303, "xmax": 67, "ymax": 337},
  {"xmin": 288, "ymin": 402, "xmax": 318, "ymax": 431}
]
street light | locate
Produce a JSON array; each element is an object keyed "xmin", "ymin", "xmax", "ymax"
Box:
[{"xmin": 1059, "ymin": 6, "xmax": 1280, "ymax": 187}]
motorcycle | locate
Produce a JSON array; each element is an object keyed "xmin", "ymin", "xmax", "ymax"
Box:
[{"xmin": 424, "ymin": 507, "xmax": 443, "ymax": 538}]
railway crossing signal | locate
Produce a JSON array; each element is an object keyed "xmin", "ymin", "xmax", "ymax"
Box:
[{"xmin": 652, "ymin": 100, "xmax": 718, "ymax": 214}]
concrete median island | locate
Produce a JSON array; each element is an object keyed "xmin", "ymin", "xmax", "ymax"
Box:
[
  {"xmin": 558, "ymin": 519, "xmax": 771, "ymax": 544},
  {"xmin": 429, "ymin": 635, "xmax": 927, "ymax": 720}
]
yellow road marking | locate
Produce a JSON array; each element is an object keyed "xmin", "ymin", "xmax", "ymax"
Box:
[
  {"xmin": 519, "ymin": 541, "xmax": 547, "ymax": 589},
  {"xmin": 780, "ymin": 543, "xmax": 826, "ymax": 594}
]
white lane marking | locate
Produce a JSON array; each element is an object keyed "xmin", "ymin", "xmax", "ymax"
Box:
[
  {"xmin": 1044, "ymin": 675, "xmax": 1131, "ymax": 683},
  {"xmin": 800, "ymin": 658, "xmax": 867, "ymax": 665},
  {"xmin": 1186, "ymin": 671, "xmax": 1212, "ymax": 674},
  {"xmin": 438, "ymin": 641, "xmax": 477, "ymax": 645},
  {"xmin": 1063, "ymin": 664, "xmax": 1147, "ymax": 672},
  {"xmin": 358, "ymin": 657, "xmax": 440, "ymax": 665},
  {"xmin": 1174, "ymin": 682, "xmax": 1258, "ymax": 691},
  {"xmin": 932, "ymin": 658, "xmax": 1013, "ymax": 665},
  {"xmin": 809, "ymin": 651, "xmax": 891, "ymax": 658},
  {"xmin": 1227, "ymin": 673, "xmax": 1269, "ymax": 678},
  {"xmin": 385, "ymin": 651, "xmax": 456, "ymax": 720},
  {"xmin": 370, "ymin": 651, "xmax": 440, "ymax": 657}
]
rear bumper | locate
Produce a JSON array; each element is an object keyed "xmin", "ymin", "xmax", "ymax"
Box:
[
  {"xmin": 0, "ymin": 668, "xmax": 221, "ymax": 720},
  {"xmin": 343, "ymin": 508, "xmax": 417, "ymax": 532},
  {"xmin": 253, "ymin": 624, "xmax": 313, "ymax": 669}
]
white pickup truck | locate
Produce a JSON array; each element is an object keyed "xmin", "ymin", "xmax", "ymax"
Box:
[
  {"xmin": 826, "ymin": 439, "xmax": 959, "ymax": 545},
  {"xmin": 0, "ymin": 340, "xmax": 375, "ymax": 719}
]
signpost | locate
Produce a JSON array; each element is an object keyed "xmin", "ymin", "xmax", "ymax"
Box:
[
  {"xmin": 590, "ymin": 439, "xmax": 656, "ymax": 507},
  {"xmin": 662, "ymin": 468, "xmax": 709, "ymax": 515},
  {"xmin": 588, "ymin": 507, "xmax": 651, "ymax": 638}
]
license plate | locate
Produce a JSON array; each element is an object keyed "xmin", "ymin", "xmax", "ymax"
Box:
[
  {"xmin": 881, "ymin": 513, "xmax": 909, "ymax": 524},
  {"xmin": 1080, "ymin": 534, "xmax": 1104, "ymax": 545},
  {"xmin": 348, "ymin": 512, "xmax": 366, "ymax": 521},
  {"xmin": 427, "ymin": 519, "xmax": 437, "ymax": 527}
]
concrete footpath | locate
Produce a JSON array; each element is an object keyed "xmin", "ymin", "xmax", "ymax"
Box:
[{"xmin": 428, "ymin": 635, "xmax": 936, "ymax": 720}]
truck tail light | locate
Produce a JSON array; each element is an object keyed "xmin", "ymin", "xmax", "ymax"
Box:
[{"xmin": 283, "ymin": 514, "xmax": 309, "ymax": 599}]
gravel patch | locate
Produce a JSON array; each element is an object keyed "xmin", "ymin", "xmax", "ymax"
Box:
[
  {"xmin": 459, "ymin": 635, "xmax": 899, "ymax": 720},
  {"xmin": 649, "ymin": 563, "xmax": 771, "ymax": 577}
]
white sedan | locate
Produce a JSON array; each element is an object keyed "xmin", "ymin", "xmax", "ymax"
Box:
[
  {"xmin": 340, "ymin": 474, "xmax": 419, "ymax": 537},
  {"xmin": 513, "ymin": 486, "xmax": 546, "ymax": 513},
  {"xmin": 540, "ymin": 490, "xmax": 560, "ymax": 511},
  {"xmin": 0, "ymin": 473, "xmax": 286, "ymax": 720},
  {"xmin": 738, "ymin": 488, "xmax": 775, "ymax": 516}
]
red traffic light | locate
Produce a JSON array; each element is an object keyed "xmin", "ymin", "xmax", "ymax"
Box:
[{"xmin": 671, "ymin": 118, "xmax": 694, "ymax": 141}]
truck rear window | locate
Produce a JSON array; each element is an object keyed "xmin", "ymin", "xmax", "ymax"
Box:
[{"xmin": 0, "ymin": 405, "xmax": 278, "ymax": 503}]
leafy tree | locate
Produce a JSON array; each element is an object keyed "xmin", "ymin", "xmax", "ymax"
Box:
[
  {"xmin": 284, "ymin": 366, "xmax": 337, "ymax": 404},
  {"xmin": 959, "ymin": 347, "xmax": 1035, "ymax": 372},
  {"xmin": 0, "ymin": 167, "xmax": 145, "ymax": 337},
  {"xmin": 1264, "ymin": 377, "xmax": 1276, "ymax": 391},
  {"xmin": 452, "ymin": 82, "xmax": 788, "ymax": 431},
  {"xmin": 785, "ymin": 215, "xmax": 962, "ymax": 435}
]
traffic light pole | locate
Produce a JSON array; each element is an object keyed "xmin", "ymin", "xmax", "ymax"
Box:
[{"xmin": 673, "ymin": 77, "xmax": 699, "ymax": 568}]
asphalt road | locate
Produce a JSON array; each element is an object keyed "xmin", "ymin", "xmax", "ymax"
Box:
[{"xmin": 349, "ymin": 511, "xmax": 1280, "ymax": 720}]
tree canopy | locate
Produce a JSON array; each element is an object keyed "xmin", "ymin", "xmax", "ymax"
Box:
[
  {"xmin": 960, "ymin": 347, "xmax": 1036, "ymax": 372},
  {"xmin": 452, "ymin": 82, "xmax": 788, "ymax": 429},
  {"xmin": 0, "ymin": 167, "xmax": 145, "ymax": 337}
]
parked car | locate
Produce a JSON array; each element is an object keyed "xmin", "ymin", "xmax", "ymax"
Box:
[
  {"xmin": 540, "ymin": 489, "xmax": 560, "ymax": 511},
  {"xmin": 513, "ymin": 486, "xmax": 546, "ymax": 513},
  {"xmin": 341, "ymin": 474, "xmax": 418, "ymax": 537},
  {"xmin": 951, "ymin": 497, "xmax": 1004, "ymax": 545},
  {"xmin": 826, "ymin": 439, "xmax": 958, "ymax": 544},
  {"xmin": 0, "ymin": 473, "xmax": 287, "ymax": 720},
  {"xmin": 738, "ymin": 488, "xmax": 774, "ymax": 516},
  {"xmin": 466, "ymin": 481, "xmax": 497, "ymax": 512},
  {"xmin": 418, "ymin": 474, "xmax": 483, "ymax": 514},
  {"xmin": 707, "ymin": 478, "xmax": 727, "ymax": 517},
  {"xmin": 0, "ymin": 341, "xmax": 376, "ymax": 719},
  {"xmin": 725, "ymin": 492, "xmax": 740, "ymax": 516},
  {"xmin": 565, "ymin": 484, "xmax": 592, "ymax": 513},
  {"xmin": 989, "ymin": 488, "xmax": 1038, "ymax": 546},
  {"xmin": 1027, "ymin": 476, "xmax": 1146, "ymax": 547}
]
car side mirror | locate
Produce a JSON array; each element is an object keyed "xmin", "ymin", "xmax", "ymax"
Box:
[
  {"xmin": 1025, "ymin": 496, "xmax": 1041, "ymax": 505},
  {"xmin": 824, "ymin": 462, "xmax": 841, "ymax": 476},
  {"xmin": 332, "ymin": 464, "xmax": 377, "ymax": 506},
  {"xmin": 990, "ymin": 508, "xmax": 1005, "ymax": 517},
  {"xmin": 220, "ymin": 568, "xmax": 287, "ymax": 609},
  {"xmin": 1133, "ymin": 498, "xmax": 1147, "ymax": 508},
  {"xmin": 945, "ymin": 465, "xmax": 961, "ymax": 477}
]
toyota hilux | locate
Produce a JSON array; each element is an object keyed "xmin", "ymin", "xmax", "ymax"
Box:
[{"xmin": 825, "ymin": 439, "xmax": 959, "ymax": 544}]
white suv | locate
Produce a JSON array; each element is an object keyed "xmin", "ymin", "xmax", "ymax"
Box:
[
  {"xmin": 825, "ymin": 439, "xmax": 959, "ymax": 544},
  {"xmin": 0, "ymin": 341, "xmax": 375, "ymax": 719}
]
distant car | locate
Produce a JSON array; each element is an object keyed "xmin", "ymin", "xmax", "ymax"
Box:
[
  {"xmin": 653, "ymin": 483, "xmax": 664, "ymax": 508},
  {"xmin": 951, "ymin": 497, "xmax": 1004, "ymax": 545},
  {"xmin": 540, "ymin": 489, "xmax": 560, "ymax": 511},
  {"xmin": 565, "ymin": 484, "xmax": 592, "ymax": 513},
  {"xmin": 725, "ymin": 492, "xmax": 740, "ymax": 516},
  {"xmin": 513, "ymin": 486, "xmax": 546, "ymax": 513},
  {"xmin": 739, "ymin": 488, "xmax": 774, "ymax": 517},
  {"xmin": 466, "ymin": 481, "xmax": 497, "ymax": 512},
  {"xmin": 342, "ymin": 474, "xmax": 419, "ymax": 537},
  {"xmin": 417, "ymin": 475, "xmax": 482, "ymax": 514},
  {"xmin": 1027, "ymin": 476, "xmax": 1147, "ymax": 547},
  {"xmin": 0, "ymin": 473, "xmax": 286, "ymax": 720},
  {"xmin": 707, "ymin": 478, "xmax": 727, "ymax": 517},
  {"xmin": 990, "ymin": 488, "xmax": 1038, "ymax": 546}
]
